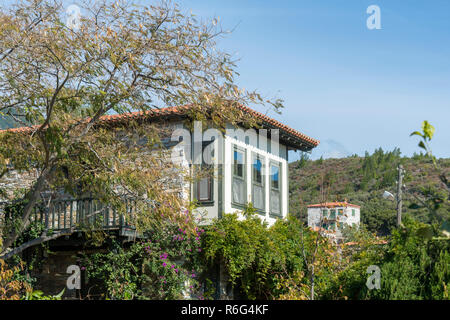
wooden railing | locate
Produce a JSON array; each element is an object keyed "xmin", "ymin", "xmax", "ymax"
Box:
[{"xmin": 0, "ymin": 198, "xmax": 138, "ymax": 234}]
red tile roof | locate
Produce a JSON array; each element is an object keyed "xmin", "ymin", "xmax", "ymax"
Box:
[
  {"xmin": 307, "ymin": 202, "xmax": 361, "ymax": 209},
  {"xmin": 0, "ymin": 104, "xmax": 319, "ymax": 149},
  {"xmin": 344, "ymin": 240, "xmax": 388, "ymax": 246}
]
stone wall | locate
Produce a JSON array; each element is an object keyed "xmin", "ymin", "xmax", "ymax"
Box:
[{"xmin": 0, "ymin": 169, "xmax": 39, "ymax": 201}]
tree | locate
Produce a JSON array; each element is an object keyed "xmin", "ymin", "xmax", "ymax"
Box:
[
  {"xmin": 410, "ymin": 121, "xmax": 450, "ymax": 236},
  {"xmin": 0, "ymin": 0, "xmax": 282, "ymax": 259}
]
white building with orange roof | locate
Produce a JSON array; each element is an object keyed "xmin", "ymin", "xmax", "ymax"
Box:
[{"xmin": 307, "ymin": 202, "xmax": 360, "ymax": 238}]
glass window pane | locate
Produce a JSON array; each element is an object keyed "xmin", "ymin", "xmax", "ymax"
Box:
[
  {"xmin": 203, "ymin": 142, "xmax": 214, "ymax": 165},
  {"xmin": 253, "ymin": 157, "xmax": 262, "ymax": 184},
  {"xmin": 330, "ymin": 210, "xmax": 336, "ymax": 218},
  {"xmin": 232, "ymin": 178, "xmax": 245, "ymax": 204},
  {"xmin": 253, "ymin": 184, "xmax": 264, "ymax": 210},
  {"xmin": 270, "ymin": 190, "xmax": 280, "ymax": 214},
  {"xmin": 234, "ymin": 150, "xmax": 244, "ymax": 177},
  {"xmin": 198, "ymin": 178, "xmax": 209, "ymax": 200},
  {"xmin": 270, "ymin": 165, "xmax": 279, "ymax": 190}
]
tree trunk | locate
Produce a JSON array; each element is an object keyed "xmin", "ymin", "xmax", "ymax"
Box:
[{"xmin": 0, "ymin": 166, "xmax": 52, "ymax": 257}]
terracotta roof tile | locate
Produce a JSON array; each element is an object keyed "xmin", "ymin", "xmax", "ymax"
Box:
[
  {"xmin": 307, "ymin": 202, "xmax": 361, "ymax": 209},
  {"xmin": 0, "ymin": 104, "xmax": 319, "ymax": 149}
]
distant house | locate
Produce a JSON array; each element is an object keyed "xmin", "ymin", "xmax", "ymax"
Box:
[{"xmin": 307, "ymin": 202, "xmax": 360, "ymax": 239}]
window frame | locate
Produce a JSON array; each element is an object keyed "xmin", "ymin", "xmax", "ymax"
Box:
[
  {"xmin": 231, "ymin": 145, "xmax": 247, "ymax": 209},
  {"xmin": 251, "ymin": 152, "xmax": 265, "ymax": 213},
  {"xmin": 269, "ymin": 161, "xmax": 282, "ymax": 217},
  {"xmin": 193, "ymin": 140, "xmax": 215, "ymax": 206}
]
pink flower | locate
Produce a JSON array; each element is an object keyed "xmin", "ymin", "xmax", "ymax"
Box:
[{"xmin": 162, "ymin": 262, "xmax": 167, "ymax": 267}]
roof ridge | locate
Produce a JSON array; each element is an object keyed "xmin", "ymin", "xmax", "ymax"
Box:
[{"xmin": 0, "ymin": 104, "xmax": 319, "ymax": 148}]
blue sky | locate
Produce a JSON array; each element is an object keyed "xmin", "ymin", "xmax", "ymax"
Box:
[
  {"xmin": 4, "ymin": 0, "xmax": 449, "ymax": 160},
  {"xmin": 175, "ymin": 0, "xmax": 450, "ymax": 160}
]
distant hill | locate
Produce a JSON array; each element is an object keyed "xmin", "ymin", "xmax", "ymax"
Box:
[
  {"xmin": 0, "ymin": 116, "xmax": 18, "ymax": 129},
  {"xmin": 289, "ymin": 148, "xmax": 450, "ymax": 236},
  {"xmin": 309, "ymin": 139, "xmax": 351, "ymax": 160}
]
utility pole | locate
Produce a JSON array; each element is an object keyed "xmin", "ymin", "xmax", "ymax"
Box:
[{"xmin": 396, "ymin": 164, "xmax": 404, "ymax": 226}]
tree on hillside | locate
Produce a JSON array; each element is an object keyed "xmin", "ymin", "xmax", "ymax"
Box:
[{"xmin": 0, "ymin": 0, "xmax": 282, "ymax": 260}]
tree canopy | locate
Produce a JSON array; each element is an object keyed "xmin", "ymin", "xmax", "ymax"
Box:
[{"xmin": 0, "ymin": 0, "xmax": 282, "ymax": 259}]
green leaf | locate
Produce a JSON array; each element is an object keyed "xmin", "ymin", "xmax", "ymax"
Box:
[
  {"xmin": 54, "ymin": 288, "xmax": 65, "ymax": 299},
  {"xmin": 421, "ymin": 120, "xmax": 435, "ymax": 140},
  {"xmin": 416, "ymin": 226, "xmax": 433, "ymax": 240},
  {"xmin": 418, "ymin": 141, "xmax": 427, "ymax": 150},
  {"xmin": 409, "ymin": 131, "xmax": 423, "ymax": 137}
]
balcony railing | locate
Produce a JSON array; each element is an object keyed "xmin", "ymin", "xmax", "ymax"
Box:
[{"xmin": 0, "ymin": 197, "xmax": 138, "ymax": 235}]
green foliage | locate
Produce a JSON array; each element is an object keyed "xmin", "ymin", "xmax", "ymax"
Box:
[
  {"xmin": 367, "ymin": 218, "xmax": 449, "ymax": 300},
  {"xmin": 202, "ymin": 208, "xmax": 338, "ymax": 299},
  {"xmin": 23, "ymin": 289, "xmax": 64, "ymax": 300},
  {"xmin": 81, "ymin": 219, "xmax": 205, "ymax": 300},
  {"xmin": 360, "ymin": 195, "xmax": 397, "ymax": 236},
  {"xmin": 289, "ymin": 148, "xmax": 449, "ymax": 236},
  {"xmin": 410, "ymin": 121, "xmax": 450, "ymax": 235},
  {"xmin": 297, "ymin": 152, "xmax": 310, "ymax": 169},
  {"xmin": 360, "ymin": 147, "xmax": 401, "ymax": 190},
  {"xmin": 1, "ymin": 200, "xmax": 48, "ymax": 254}
]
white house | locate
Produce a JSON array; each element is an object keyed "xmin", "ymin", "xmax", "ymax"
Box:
[
  {"xmin": 0, "ymin": 103, "xmax": 320, "ymax": 299},
  {"xmin": 166, "ymin": 104, "xmax": 320, "ymax": 226},
  {"xmin": 307, "ymin": 202, "xmax": 361, "ymax": 238}
]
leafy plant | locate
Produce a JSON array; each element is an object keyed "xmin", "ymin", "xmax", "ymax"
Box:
[{"xmin": 23, "ymin": 289, "xmax": 64, "ymax": 300}]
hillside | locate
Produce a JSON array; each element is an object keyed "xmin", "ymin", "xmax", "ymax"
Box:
[
  {"xmin": 289, "ymin": 148, "xmax": 450, "ymax": 235},
  {"xmin": 0, "ymin": 116, "xmax": 17, "ymax": 129}
]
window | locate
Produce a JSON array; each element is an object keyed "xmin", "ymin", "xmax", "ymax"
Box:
[
  {"xmin": 352, "ymin": 209, "xmax": 355, "ymax": 217},
  {"xmin": 338, "ymin": 209, "xmax": 343, "ymax": 216},
  {"xmin": 322, "ymin": 209, "xmax": 328, "ymax": 218},
  {"xmin": 338, "ymin": 222, "xmax": 344, "ymax": 230},
  {"xmin": 232, "ymin": 146, "xmax": 246, "ymax": 206},
  {"xmin": 252, "ymin": 154, "xmax": 265, "ymax": 211},
  {"xmin": 195, "ymin": 141, "xmax": 214, "ymax": 204},
  {"xmin": 330, "ymin": 209, "xmax": 336, "ymax": 219},
  {"xmin": 270, "ymin": 162, "xmax": 281, "ymax": 216}
]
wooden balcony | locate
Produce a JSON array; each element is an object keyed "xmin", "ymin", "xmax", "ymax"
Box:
[{"xmin": 1, "ymin": 197, "xmax": 140, "ymax": 237}]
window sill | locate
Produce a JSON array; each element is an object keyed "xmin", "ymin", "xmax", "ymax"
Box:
[
  {"xmin": 231, "ymin": 202, "xmax": 247, "ymax": 210},
  {"xmin": 196, "ymin": 201, "xmax": 215, "ymax": 207},
  {"xmin": 269, "ymin": 212, "xmax": 283, "ymax": 219}
]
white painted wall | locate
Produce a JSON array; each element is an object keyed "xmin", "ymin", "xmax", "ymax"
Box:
[
  {"xmin": 171, "ymin": 121, "xmax": 291, "ymax": 227},
  {"xmin": 222, "ymin": 131, "xmax": 289, "ymax": 227}
]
